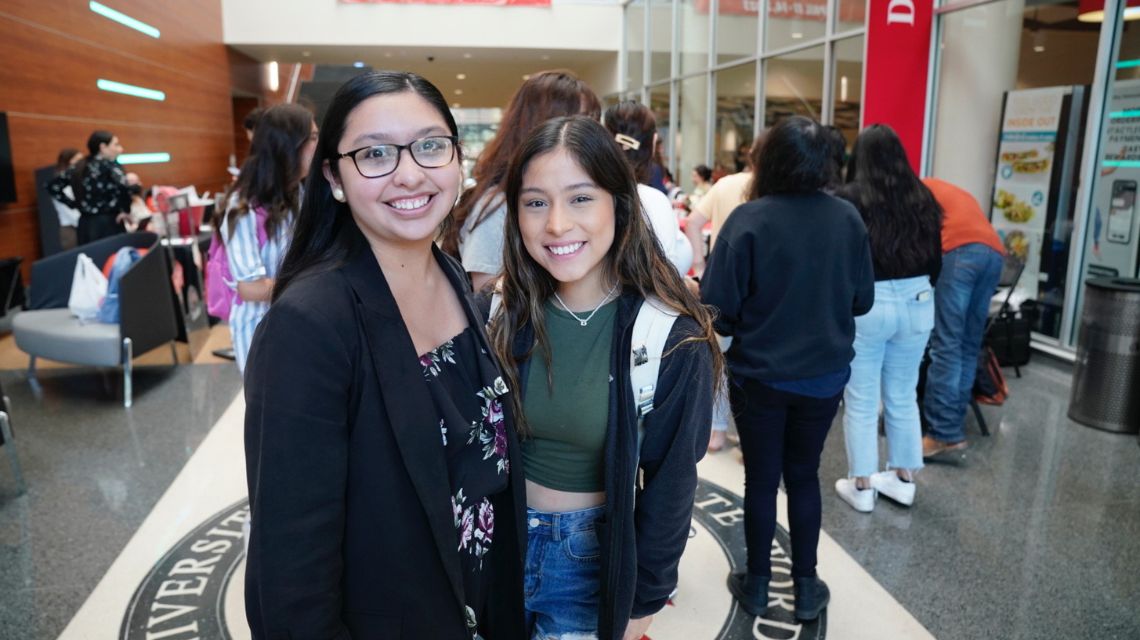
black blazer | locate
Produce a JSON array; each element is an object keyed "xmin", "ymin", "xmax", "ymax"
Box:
[{"xmin": 244, "ymin": 244, "xmax": 527, "ymax": 640}]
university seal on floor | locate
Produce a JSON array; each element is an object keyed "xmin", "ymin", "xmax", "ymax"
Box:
[
  {"xmin": 120, "ymin": 500, "xmax": 249, "ymax": 640},
  {"xmin": 119, "ymin": 482, "xmax": 825, "ymax": 639}
]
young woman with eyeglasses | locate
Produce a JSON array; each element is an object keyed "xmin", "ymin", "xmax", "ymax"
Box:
[
  {"xmin": 489, "ymin": 115, "xmax": 719, "ymax": 640},
  {"xmin": 243, "ymin": 71, "xmax": 527, "ymax": 640}
]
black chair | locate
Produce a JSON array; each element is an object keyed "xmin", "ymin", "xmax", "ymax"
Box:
[
  {"xmin": 0, "ymin": 257, "xmax": 24, "ymax": 318},
  {"xmin": 11, "ymin": 232, "xmax": 181, "ymax": 407},
  {"xmin": 0, "ymin": 377, "xmax": 26, "ymax": 494}
]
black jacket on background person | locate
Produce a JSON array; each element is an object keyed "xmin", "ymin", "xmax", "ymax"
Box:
[
  {"xmin": 701, "ymin": 191, "xmax": 876, "ymax": 383},
  {"xmin": 243, "ymin": 243, "xmax": 527, "ymax": 640},
  {"xmin": 48, "ymin": 156, "xmax": 130, "ymax": 244},
  {"xmin": 510, "ymin": 293, "xmax": 714, "ymax": 640}
]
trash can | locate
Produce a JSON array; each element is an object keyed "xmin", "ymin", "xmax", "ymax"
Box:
[{"xmin": 1068, "ymin": 277, "xmax": 1140, "ymax": 435}]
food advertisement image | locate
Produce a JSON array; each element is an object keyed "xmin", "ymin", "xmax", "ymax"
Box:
[{"xmin": 992, "ymin": 185, "xmax": 1045, "ymax": 227}]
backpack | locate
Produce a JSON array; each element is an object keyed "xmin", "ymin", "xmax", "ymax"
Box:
[
  {"xmin": 206, "ymin": 206, "xmax": 268, "ymax": 322},
  {"xmin": 973, "ymin": 346, "xmax": 1009, "ymax": 405}
]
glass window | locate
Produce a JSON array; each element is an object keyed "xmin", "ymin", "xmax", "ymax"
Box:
[
  {"xmin": 832, "ymin": 36, "xmax": 863, "ymax": 150},
  {"xmin": 679, "ymin": 0, "xmax": 711, "ymax": 75},
  {"xmin": 650, "ymin": 85, "xmax": 673, "ymax": 170},
  {"xmin": 930, "ymin": 0, "xmax": 1099, "ymax": 342},
  {"xmin": 715, "ymin": 0, "xmax": 759, "ymax": 66},
  {"xmin": 715, "ymin": 62, "xmax": 756, "ymax": 176},
  {"xmin": 678, "ymin": 74, "xmax": 710, "ymax": 192},
  {"xmin": 763, "ymin": 45, "xmax": 824, "ymax": 128},
  {"xmin": 650, "ymin": 0, "xmax": 674, "ymax": 82},
  {"xmin": 765, "ymin": 0, "xmax": 826, "ymax": 52},
  {"xmin": 834, "ymin": 0, "xmax": 866, "ymax": 35},
  {"xmin": 627, "ymin": 0, "xmax": 646, "ymax": 93}
]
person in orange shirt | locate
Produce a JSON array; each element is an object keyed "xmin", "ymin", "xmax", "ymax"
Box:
[{"xmin": 921, "ymin": 178, "xmax": 1005, "ymax": 457}]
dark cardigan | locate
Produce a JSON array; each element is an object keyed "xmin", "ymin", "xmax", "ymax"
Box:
[
  {"xmin": 512, "ymin": 292, "xmax": 714, "ymax": 640},
  {"xmin": 244, "ymin": 244, "xmax": 527, "ymax": 640}
]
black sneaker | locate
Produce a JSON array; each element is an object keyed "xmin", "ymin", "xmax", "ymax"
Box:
[
  {"xmin": 793, "ymin": 576, "xmax": 830, "ymax": 622},
  {"xmin": 726, "ymin": 571, "xmax": 769, "ymax": 617}
]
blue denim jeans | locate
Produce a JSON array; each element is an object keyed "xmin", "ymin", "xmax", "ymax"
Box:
[
  {"xmin": 843, "ymin": 276, "xmax": 934, "ymax": 477},
  {"xmin": 524, "ymin": 505, "xmax": 604, "ymax": 640},
  {"xmin": 924, "ymin": 244, "xmax": 1004, "ymax": 443}
]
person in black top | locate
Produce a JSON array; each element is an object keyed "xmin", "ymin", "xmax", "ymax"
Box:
[
  {"xmin": 48, "ymin": 130, "xmax": 131, "ymax": 245},
  {"xmin": 702, "ymin": 116, "xmax": 875, "ymax": 623},
  {"xmin": 833, "ymin": 124, "xmax": 943, "ymax": 515},
  {"xmin": 243, "ymin": 71, "xmax": 526, "ymax": 639}
]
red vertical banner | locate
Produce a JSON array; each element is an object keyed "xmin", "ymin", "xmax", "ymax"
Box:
[{"xmin": 863, "ymin": 0, "xmax": 934, "ymax": 172}]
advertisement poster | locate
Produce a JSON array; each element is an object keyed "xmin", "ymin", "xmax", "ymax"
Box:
[
  {"xmin": 991, "ymin": 87, "xmax": 1066, "ymax": 298},
  {"xmin": 1085, "ymin": 78, "xmax": 1140, "ymax": 280}
]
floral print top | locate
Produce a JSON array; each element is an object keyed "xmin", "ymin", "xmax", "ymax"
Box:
[
  {"xmin": 48, "ymin": 157, "xmax": 131, "ymax": 219},
  {"xmin": 419, "ymin": 326, "xmax": 510, "ymax": 620}
]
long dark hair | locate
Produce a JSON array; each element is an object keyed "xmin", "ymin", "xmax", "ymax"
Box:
[
  {"xmin": 489, "ymin": 115, "xmax": 722, "ymax": 435},
  {"xmin": 749, "ymin": 116, "xmax": 831, "ymax": 200},
  {"xmin": 843, "ymin": 124, "xmax": 942, "ymax": 275},
  {"xmin": 603, "ymin": 101, "xmax": 657, "ymax": 184},
  {"xmin": 274, "ymin": 71, "xmax": 459, "ymax": 300},
  {"xmin": 225, "ymin": 103, "xmax": 315, "ymax": 241},
  {"xmin": 441, "ymin": 70, "xmax": 600, "ymax": 257}
]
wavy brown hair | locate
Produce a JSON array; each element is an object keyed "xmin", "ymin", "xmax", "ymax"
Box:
[
  {"xmin": 489, "ymin": 115, "xmax": 723, "ymax": 436},
  {"xmin": 441, "ymin": 70, "xmax": 600, "ymax": 257},
  {"xmin": 602, "ymin": 100, "xmax": 656, "ymax": 184}
]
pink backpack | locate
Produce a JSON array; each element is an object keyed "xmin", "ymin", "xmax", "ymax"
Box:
[{"xmin": 206, "ymin": 206, "xmax": 268, "ymax": 321}]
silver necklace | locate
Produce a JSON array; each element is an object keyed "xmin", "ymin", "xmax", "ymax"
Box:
[{"xmin": 553, "ymin": 282, "xmax": 619, "ymax": 327}]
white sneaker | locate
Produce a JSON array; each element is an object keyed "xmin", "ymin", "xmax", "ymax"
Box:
[
  {"xmin": 834, "ymin": 478, "xmax": 875, "ymax": 513},
  {"xmin": 870, "ymin": 471, "xmax": 916, "ymax": 507}
]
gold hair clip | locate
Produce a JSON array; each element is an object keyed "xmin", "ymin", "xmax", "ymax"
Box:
[{"xmin": 614, "ymin": 133, "xmax": 641, "ymax": 151}]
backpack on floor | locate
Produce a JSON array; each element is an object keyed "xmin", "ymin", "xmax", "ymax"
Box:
[
  {"xmin": 973, "ymin": 346, "xmax": 1009, "ymax": 405},
  {"xmin": 206, "ymin": 206, "xmax": 268, "ymax": 322}
]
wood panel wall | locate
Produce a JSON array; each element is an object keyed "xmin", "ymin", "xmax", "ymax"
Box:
[{"xmin": 0, "ymin": 0, "xmax": 239, "ymax": 278}]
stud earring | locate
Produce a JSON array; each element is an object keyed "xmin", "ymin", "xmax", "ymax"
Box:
[{"xmin": 332, "ymin": 187, "xmax": 345, "ymax": 202}]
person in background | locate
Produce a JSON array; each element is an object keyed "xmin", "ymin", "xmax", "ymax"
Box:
[
  {"xmin": 489, "ymin": 115, "xmax": 717, "ymax": 640},
  {"xmin": 702, "ymin": 116, "xmax": 874, "ymax": 623},
  {"xmin": 834, "ymin": 124, "xmax": 943, "ymax": 514},
  {"xmin": 222, "ymin": 103, "xmax": 318, "ymax": 372},
  {"xmin": 687, "ymin": 164, "xmax": 713, "ymax": 211},
  {"xmin": 685, "ymin": 136, "xmax": 762, "ymax": 278},
  {"xmin": 922, "ymin": 177, "xmax": 1005, "ymax": 458},
  {"xmin": 124, "ymin": 172, "xmax": 152, "ymax": 230},
  {"xmin": 49, "ymin": 131, "xmax": 131, "ymax": 244},
  {"xmin": 244, "ymin": 107, "xmax": 264, "ymax": 142},
  {"xmin": 50, "ymin": 148, "xmax": 83, "ymax": 250},
  {"xmin": 446, "ymin": 70, "xmax": 601, "ymax": 292},
  {"xmin": 604, "ymin": 100, "xmax": 693, "ymax": 276},
  {"xmin": 244, "ymin": 71, "xmax": 526, "ymax": 639}
]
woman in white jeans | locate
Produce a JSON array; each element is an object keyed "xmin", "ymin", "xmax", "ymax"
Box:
[{"xmin": 835, "ymin": 125, "xmax": 943, "ymax": 513}]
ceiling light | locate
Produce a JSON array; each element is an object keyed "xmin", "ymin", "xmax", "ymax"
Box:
[
  {"xmin": 791, "ymin": 32, "xmax": 803, "ymax": 39},
  {"xmin": 454, "ymin": 89, "xmax": 463, "ymax": 95},
  {"xmin": 463, "ymin": 53, "xmax": 473, "ymax": 59},
  {"xmin": 522, "ymin": 74, "xmax": 531, "ymax": 81},
  {"xmin": 541, "ymin": 54, "xmax": 550, "ymax": 60},
  {"xmin": 267, "ymin": 61, "xmax": 279, "ymax": 92},
  {"xmin": 384, "ymin": 52, "xmax": 393, "ymax": 58},
  {"xmin": 456, "ymin": 73, "xmax": 467, "ymax": 80},
  {"xmin": 302, "ymin": 51, "xmax": 311, "ymax": 57},
  {"xmin": 1034, "ymin": 45, "xmax": 1046, "ymax": 53},
  {"xmin": 353, "ymin": 61, "xmax": 365, "ymax": 68},
  {"xmin": 452, "ymin": 103, "xmax": 461, "ymax": 108},
  {"xmin": 840, "ymin": 76, "xmax": 848, "ymax": 102}
]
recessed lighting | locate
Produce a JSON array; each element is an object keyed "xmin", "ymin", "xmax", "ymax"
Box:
[
  {"xmin": 454, "ymin": 89, "xmax": 463, "ymax": 95},
  {"xmin": 267, "ymin": 61, "xmax": 279, "ymax": 92},
  {"xmin": 522, "ymin": 74, "xmax": 531, "ymax": 81},
  {"xmin": 463, "ymin": 53, "xmax": 472, "ymax": 59},
  {"xmin": 791, "ymin": 32, "xmax": 803, "ymax": 39},
  {"xmin": 456, "ymin": 73, "xmax": 467, "ymax": 80},
  {"xmin": 302, "ymin": 51, "xmax": 311, "ymax": 57},
  {"xmin": 1034, "ymin": 45, "xmax": 1046, "ymax": 53},
  {"xmin": 353, "ymin": 61, "xmax": 365, "ymax": 68},
  {"xmin": 541, "ymin": 54, "xmax": 550, "ymax": 60},
  {"xmin": 452, "ymin": 102, "xmax": 461, "ymax": 108}
]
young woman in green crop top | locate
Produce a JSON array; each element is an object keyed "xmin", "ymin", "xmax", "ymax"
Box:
[{"xmin": 489, "ymin": 116, "xmax": 722, "ymax": 640}]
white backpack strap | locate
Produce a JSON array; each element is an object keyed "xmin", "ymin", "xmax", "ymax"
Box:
[{"xmin": 630, "ymin": 295, "xmax": 679, "ymax": 452}]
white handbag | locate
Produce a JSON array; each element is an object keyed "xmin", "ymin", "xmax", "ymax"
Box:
[{"xmin": 67, "ymin": 253, "xmax": 108, "ymax": 321}]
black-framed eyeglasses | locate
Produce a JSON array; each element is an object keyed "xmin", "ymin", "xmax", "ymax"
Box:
[{"xmin": 336, "ymin": 135, "xmax": 458, "ymax": 178}]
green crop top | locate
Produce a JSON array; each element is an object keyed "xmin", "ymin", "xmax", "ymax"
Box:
[{"xmin": 520, "ymin": 299, "xmax": 616, "ymax": 493}]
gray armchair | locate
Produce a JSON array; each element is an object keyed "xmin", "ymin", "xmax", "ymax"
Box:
[{"xmin": 12, "ymin": 232, "xmax": 180, "ymax": 407}]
